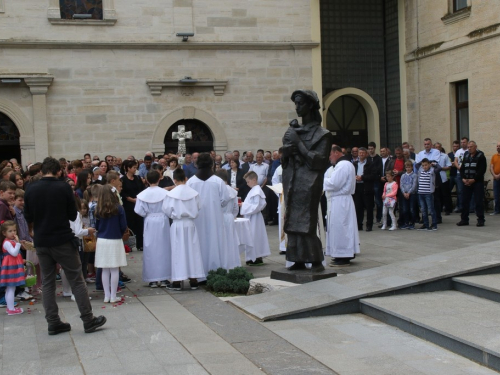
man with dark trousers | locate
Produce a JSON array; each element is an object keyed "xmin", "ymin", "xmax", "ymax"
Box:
[
  {"xmin": 24, "ymin": 157, "xmax": 106, "ymax": 335},
  {"xmin": 457, "ymin": 141, "xmax": 487, "ymax": 227},
  {"xmin": 353, "ymin": 147, "xmax": 378, "ymax": 232}
]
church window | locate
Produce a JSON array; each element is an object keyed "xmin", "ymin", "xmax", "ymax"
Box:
[
  {"xmin": 60, "ymin": 0, "xmax": 103, "ymax": 20},
  {"xmin": 455, "ymin": 81, "xmax": 469, "ymax": 140}
]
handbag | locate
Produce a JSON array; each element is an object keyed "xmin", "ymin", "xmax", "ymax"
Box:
[
  {"xmin": 83, "ymin": 234, "xmax": 97, "ymax": 252},
  {"xmin": 123, "ymin": 228, "xmax": 137, "ymax": 251}
]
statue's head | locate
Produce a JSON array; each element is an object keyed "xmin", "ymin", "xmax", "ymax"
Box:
[{"xmin": 291, "ymin": 90, "xmax": 322, "ymax": 123}]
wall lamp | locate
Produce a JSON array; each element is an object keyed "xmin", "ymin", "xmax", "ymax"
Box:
[
  {"xmin": 176, "ymin": 32, "xmax": 194, "ymax": 42},
  {"xmin": 179, "ymin": 76, "xmax": 198, "ymax": 83}
]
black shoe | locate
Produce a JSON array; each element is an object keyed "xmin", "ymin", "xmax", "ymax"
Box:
[
  {"xmin": 436, "ymin": 219, "xmax": 442, "ymax": 224},
  {"xmin": 477, "ymin": 222, "xmax": 485, "ymax": 227},
  {"xmin": 365, "ymin": 226, "xmax": 372, "ymax": 232},
  {"xmin": 189, "ymin": 280, "xmax": 199, "ymax": 290},
  {"xmin": 279, "ymin": 251, "xmax": 286, "ymax": 255},
  {"xmin": 84, "ymin": 316, "xmax": 107, "ymax": 333},
  {"xmin": 120, "ymin": 276, "xmax": 131, "ymax": 283},
  {"xmin": 378, "ymin": 224, "xmax": 383, "ymax": 229},
  {"xmin": 456, "ymin": 221, "xmax": 469, "ymax": 226},
  {"xmin": 358, "ymin": 225, "xmax": 363, "ymax": 231},
  {"xmin": 249, "ymin": 257, "xmax": 264, "ymax": 266},
  {"xmin": 417, "ymin": 225, "xmax": 428, "ymax": 231},
  {"xmin": 445, "ymin": 212, "xmax": 451, "ymax": 216},
  {"xmin": 167, "ymin": 282, "xmax": 182, "ymax": 291},
  {"xmin": 329, "ymin": 259, "xmax": 351, "ymax": 267},
  {"xmin": 48, "ymin": 321, "xmax": 71, "ymax": 336}
]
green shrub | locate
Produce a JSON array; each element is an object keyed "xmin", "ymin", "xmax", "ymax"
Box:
[{"xmin": 207, "ymin": 267, "xmax": 254, "ymax": 294}]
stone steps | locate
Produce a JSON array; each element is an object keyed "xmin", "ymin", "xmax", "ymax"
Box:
[
  {"xmin": 360, "ymin": 291, "xmax": 500, "ymax": 372},
  {"xmin": 453, "ymin": 274, "xmax": 500, "ymax": 303}
]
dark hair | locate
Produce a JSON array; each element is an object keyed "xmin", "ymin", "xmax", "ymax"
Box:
[
  {"xmin": 331, "ymin": 145, "xmax": 342, "ymax": 153},
  {"xmin": 461, "ymin": 137, "xmax": 469, "ymax": 142},
  {"xmin": 368, "ymin": 142, "xmax": 376, "ymax": 149},
  {"xmin": 59, "ymin": 157, "xmax": 67, "ymax": 163},
  {"xmin": 146, "ymin": 170, "xmax": 161, "ymax": 184},
  {"xmin": 0, "ymin": 220, "xmax": 16, "ymax": 244},
  {"xmin": 74, "ymin": 194, "xmax": 82, "ymax": 213},
  {"xmin": 453, "ymin": 140, "xmax": 460, "ymax": 145},
  {"xmin": 230, "ymin": 156, "xmax": 240, "ymax": 168},
  {"xmin": 41, "ymin": 157, "xmax": 61, "ymax": 175},
  {"xmin": 72, "ymin": 160, "xmax": 83, "ymax": 169},
  {"xmin": 424, "ymin": 138, "xmax": 432, "ymax": 143},
  {"xmin": 173, "ymin": 168, "xmax": 186, "ymax": 182},
  {"xmin": 98, "ymin": 160, "xmax": 111, "ymax": 174},
  {"xmin": 144, "ymin": 155, "xmax": 153, "ymax": 162},
  {"xmin": 152, "ymin": 164, "xmax": 164, "ymax": 172},
  {"xmin": 197, "ymin": 153, "xmax": 213, "ymax": 169},
  {"xmin": 168, "ymin": 156, "xmax": 179, "ymax": 167},
  {"xmin": 395, "ymin": 146, "xmax": 403, "ymax": 152},
  {"xmin": 84, "ymin": 153, "xmax": 91, "ymax": 159},
  {"xmin": 75, "ymin": 171, "xmax": 90, "ymax": 192},
  {"xmin": 421, "ymin": 158, "xmax": 430, "ymax": 164},
  {"xmin": 96, "ymin": 185, "xmax": 119, "ymax": 218},
  {"xmin": 10, "ymin": 172, "xmax": 23, "ymax": 187},
  {"xmin": 121, "ymin": 159, "xmax": 137, "ymax": 174},
  {"xmin": 28, "ymin": 163, "xmax": 42, "ymax": 177}
]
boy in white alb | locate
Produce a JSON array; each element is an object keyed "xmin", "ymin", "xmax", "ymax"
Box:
[
  {"xmin": 162, "ymin": 169, "xmax": 205, "ymax": 290},
  {"xmin": 240, "ymin": 171, "xmax": 271, "ymax": 266}
]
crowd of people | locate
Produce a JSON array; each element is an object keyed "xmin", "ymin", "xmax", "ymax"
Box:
[{"xmin": 0, "ymin": 136, "xmax": 498, "ymax": 330}]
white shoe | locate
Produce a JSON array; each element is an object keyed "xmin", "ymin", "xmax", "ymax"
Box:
[
  {"xmin": 85, "ymin": 278, "xmax": 96, "ymax": 283},
  {"xmin": 104, "ymin": 297, "xmax": 110, "ymax": 303},
  {"xmin": 16, "ymin": 291, "xmax": 33, "ymax": 300},
  {"xmin": 110, "ymin": 297, "xmax": 122, "ymax": 303},
  {"xmin": 62, "ymin": 292, "xmax": 73, "ymax": 298},
  {"xmin": 380, "ymin": 225, "xmax": 386, "ymax": 230},
  {"xmin": 389, "ymin": 226, "xmax": 397, "ymax": 231}
]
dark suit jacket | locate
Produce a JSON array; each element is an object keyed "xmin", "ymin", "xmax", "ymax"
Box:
[
  {"xmin": 241, "ymin": 162, "xmax": 251, "ymax": 174},
  {"xmin": 226, "ymin": 169, "xmax": 246, "ymax": 192},
  {"xmin": 353, "ymin": 159, "xmax": 378, "ymax": 193}
]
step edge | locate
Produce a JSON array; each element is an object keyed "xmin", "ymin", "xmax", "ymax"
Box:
[{"xmin": 453, "ymin": 277, "xmax": 500, "ymax": 293}]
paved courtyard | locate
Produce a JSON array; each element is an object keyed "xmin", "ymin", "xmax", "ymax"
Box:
[{"xmin": 1, "ymin": 212, "xmax": 499, "ymax": 375}]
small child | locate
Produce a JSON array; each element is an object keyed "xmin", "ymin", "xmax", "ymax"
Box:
[
  {"xmin": 95, "ymin": 185, "xmax": 128, "ymax": 303},
  {"xmin": 0, "ymin": 221, "xmax": 25, "ymax": 315},
  {"xmin": 87, "ymin": 184, "xmax": 102, "ymax": 283},
  {"xmin": 399, "ymin": 161, "xmax": 418, "ymax": 229},
  {"xmin": 240, "ymin": 171, "xmax": 271, "ymax": 265},
  {"xmin": 163, "ymin": 168, "xmax": 206, "ymax": 290},
  {"xmin": 381, "ymin": 171, "xmax": 398, "ymax": 231},
  {"xmin": 416, "ymin": 158, "xmax": 442, "ymax": 231},
  {"xmin": 215, "ymin": 169, "xmax": 240, "ymax": 269}
]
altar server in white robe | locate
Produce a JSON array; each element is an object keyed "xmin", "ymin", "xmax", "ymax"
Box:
[
  {"xmin": 271, "ymin": 165, "xmax": 286, "ymax": 254},
  {"xmin": 323, "ymin": 145, "xmax": 360, "ymax": 267},
  {"xmin": 186, "ymin": 153, "xmax": 230, "ymax": 273},
  {"xmin": 134, "ymin": 170, "xmax": 171, "ymax": 286},
  {"xmin": 162, "ymin": 168, "xmax": 206, "ymax": 290},
  {"xmin": 215, "ymin": 169, "xmax": 241, "ymax": 269},
  {"xmin": 240, "ymin": 171, "xmax": 271, "ymax": 265}
]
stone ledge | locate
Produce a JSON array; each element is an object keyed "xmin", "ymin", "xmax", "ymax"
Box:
[
  {"xmin": 146, "ymin": 79, "xmax": 228, "ymax": 96},
  {"xmin": 0, "ymin": 40, "xmax": 320, "ymax": 51},
  {"xmin": 48, "ymin": 18, "xmax": 117, "ymax": 26},
  {"xmin": 441, "ymin": 7, "xmax": 471, "ymax": 25}
]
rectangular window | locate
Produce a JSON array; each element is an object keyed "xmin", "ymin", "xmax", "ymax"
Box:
[
  {"xmin": 456, "ymin": 81, "xmax": 469, "ymax": 140},
  {"xmin": 60, "ymin": 0, "xmax": 103, "ymax": 20},
  {"xmin": 454, "ymin": 0, "xmax": 468, "ymax": 12}
]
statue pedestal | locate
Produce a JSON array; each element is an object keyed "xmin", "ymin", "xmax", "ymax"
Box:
[{"xmin": 270, "ymin": 268, "xmax": 337, "ymax": 284}]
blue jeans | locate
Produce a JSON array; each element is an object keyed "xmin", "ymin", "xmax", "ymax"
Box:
[
  {"xmin": 494, "ymin": 179, "xmax": 500, "ymax": 213},
  {"xmin": 400, "ymin": 193, "xmax": 417, "ymax": 225},
  {"xmin": 419, "ymin": 193, "xmax": 437, "ymax": 228}
]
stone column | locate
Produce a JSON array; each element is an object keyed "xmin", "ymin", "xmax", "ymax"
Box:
[{"xmin": 24, "ymin": 77, "xmax": 53, "ymax": 161}]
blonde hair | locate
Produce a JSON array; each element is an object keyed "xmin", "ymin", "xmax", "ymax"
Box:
[{"xmin": 96, "ymin": 185, "xmax": 119, "ymax": 218}]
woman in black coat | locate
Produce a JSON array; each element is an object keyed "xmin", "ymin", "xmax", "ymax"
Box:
[{"xmin": 226, "ymin": 157, "xmax": 246, "ymax": 198}]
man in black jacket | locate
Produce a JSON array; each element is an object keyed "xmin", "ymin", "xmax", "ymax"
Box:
[
  {"xmin": 457, "ymin": 141, "xmax": 487, "ymax": 227},
  {"xmin": 353, "ymin": 148, "xmax": 378, "ymax": 231},
  {"xmin": 24, "ymin": 157, "xmax": 106, "ymax": 335}
]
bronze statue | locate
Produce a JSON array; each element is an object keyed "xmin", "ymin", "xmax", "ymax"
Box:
[{"xmin": 282, "ymin": 90, "xmax": 333, "ymax": 272}]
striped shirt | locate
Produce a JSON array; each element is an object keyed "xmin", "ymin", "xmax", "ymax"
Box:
[{"xmin": 418, "ymin": 169, "xmax": 432, "ymax": 194}]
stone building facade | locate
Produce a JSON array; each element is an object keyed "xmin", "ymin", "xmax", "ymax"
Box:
[{"xmin": 0, "ymin": 0, "xmax": 499, "ymax": 166}]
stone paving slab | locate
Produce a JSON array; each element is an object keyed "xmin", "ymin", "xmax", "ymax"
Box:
[
  {"xmin": 360, "ymin": 291, "xmax": 500, "ymax": 358},
  {"xmin": 265, "ymin": 314, "xmax": 497, "ymax": 375},
  {"xmin": 230, "ymin": 240, "xmax": 500, "ymax": 321},
  {"xmin": 453, "ymin": 274, "xmax": 500, "ymax": 293}
]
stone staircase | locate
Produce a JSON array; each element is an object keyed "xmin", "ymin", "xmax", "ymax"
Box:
[{"xmin": 360, "ymin": 274, "xmax": 500, "ymax": 372}]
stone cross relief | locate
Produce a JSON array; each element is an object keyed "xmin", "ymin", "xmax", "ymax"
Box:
[{"xmin": 172, "ymin": 125, "xmax": 192, "ymax": 156}]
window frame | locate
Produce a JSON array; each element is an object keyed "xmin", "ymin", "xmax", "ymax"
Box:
[
  {"xmin": 47, "ymin": 0, "xmax": 116, "ymax": 25},
  {"xmin": 0, "ymin": 0, "xmax": 5, "ymax": 13},
  {"xmin": 453, "ymin": 0, "xmax": 469, "ymax": 13},
  {"xmin": 455, "ymin": 80, "xmax": 469, "ymax": 140}
]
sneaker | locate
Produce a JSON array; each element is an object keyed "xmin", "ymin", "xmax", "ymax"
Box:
[
  {"xmin": 118, "ymin": 281, "xmax": 125, "ymax": 288},
  {"xmin": 86, "ymin": 273, "xmax": 96, "ymax": 279},
  {"xmin": 167, "ymin": 282, "xmax": 182, "ymax": 291},
  {"xmin": 110, "ymin": 297, "xmax": 122, "ymax": 304},
  {"xmin": 389, "ymin": 226, "xmax": 397, "ymax": 231},
  {"xmin": 62, "ymin": 292, "xmax": 73, "ymax": 297},
  {"xmin": 417, "ymin": 225, "xmax": 428, "ymax": 231},
  {"xmin": 189, "ymin": 280, "xmax": 199, "ymax": 290},
  {"xmin": 85, "ymin": 277, "xmax": 96, "ymax": 283},
  {"xmin": 0, "ymin": 298, "xmax": 18, "ymax": 308},
  {"xmin": 104, "ymin": 297, "xmax": 110, "ymax": 303},
  {"xmin": 71, "ymin": 295, "xmax": 91, "ymax": 302},
  {"xmin": 453, "ymin": 208, "xmax": 462, "ymax": 213},
  {"xmin": 399, "ymin": 224, "xmax": 408, "ymax": 229},
  {"xmin": 16, "ymin": 291, "xmax": 33, "ymax": 300},
  {"xmin": 6, "ymin": 307, "xmax": 23, "ymax": 316},
  {"xmin": 160, "ymin": 280, "xmax": 170, "ymax": 287},
  {"xmin": 490, "ymin": 212, "xmax": 500, "ymax": 216},
  {"xmin": 431, "ymin": 226, "xmax": 438, "ymax": 231},
  {"xmin": 149, "ymin": 282, "xmax": 159, "ymax": 288},
  {"xmin": 84, "ymin": 316, "xmax": 107, "ymax": 333},
  {"xmin": 48, "ymin": 321, "xmax": 71, "ymax": 336},
  {"xmin": 407, "ymin": 224, "xmax": 415, "ymax": 230},
  {"xmin": 380, "ymin": 225, "xmax": 386, "ymax": 230},
  {"xmin": 120, "ymin": 276, "xmax": 131, "ymax": 283}
]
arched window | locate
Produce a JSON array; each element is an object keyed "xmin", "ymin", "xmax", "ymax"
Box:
[
  {"xmin": 164, "ymin": 119, "xmax": 214, "ymax": 154},
  {"xmin": 0, "ymin": 112, "xmax": 21, "ymax": 161},
  {"xmin": 325, "ymin": 95, "xmax": 368, "ymax": 148}
]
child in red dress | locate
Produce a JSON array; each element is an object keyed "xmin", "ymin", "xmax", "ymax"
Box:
[{"xmin": 0, "ymin": 220, "xmax": 26, "ymax": 315}]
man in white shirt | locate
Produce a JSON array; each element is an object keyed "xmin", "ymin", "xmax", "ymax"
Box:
[
  {"xmin": 221, "ymin": 151, "xmax": 233, "ymax": 170},
  {"xmin": 250, "ymin": 152, "xmax": 269, "ymax": 187},
  {"xmin": 434, "ymin": 142, "xmax": 452, "ymax": 220},
  {"xmin": 415, "ymin": 138, "xmax": 441, "ymax": 165},
  {"xmin": 453, "ymin": 137, "xmax": 469, "ymax": 213}
]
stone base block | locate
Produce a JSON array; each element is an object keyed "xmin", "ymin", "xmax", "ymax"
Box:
[
  {"xmin": 247, "ymin": 277, "xmax": 298, "ymax": 295},
  {"xmin": 270, "ymin": 268, "xmax": 337, "ymax": 284}
]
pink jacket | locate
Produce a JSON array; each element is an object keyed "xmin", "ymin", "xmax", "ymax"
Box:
[{"xmin": 383, "ymin": 182, "xmax": 398, "ymax": 200}]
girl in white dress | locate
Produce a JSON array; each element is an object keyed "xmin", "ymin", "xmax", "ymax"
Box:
[
  {"xmin": 163, "ymin": 169, "xmax": 206, "ymax": 290},
  {"xmin": 95, "ymin": 185, "xmax": 128, "ymax": 303}
]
